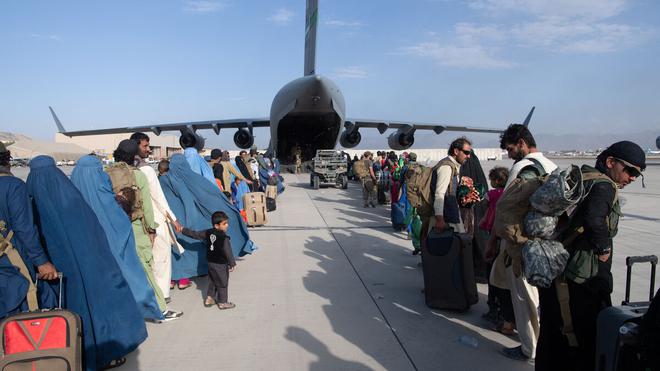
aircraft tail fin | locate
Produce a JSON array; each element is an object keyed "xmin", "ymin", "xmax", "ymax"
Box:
[
  {"xmin": 522, "ymin": 106, "xmax": 535, "ymax": 127},
  {"xmin": 49, "ymin": 106, "xmax": 66, "ymax": 133},
  {"xmin": 304, "ymin": 0, "xmax": 318, "ymax": 76}
]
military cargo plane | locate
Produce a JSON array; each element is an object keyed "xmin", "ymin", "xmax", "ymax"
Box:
[{"xmin": 51, "ymin": 0, "xmax": 532, "ymax": 165}]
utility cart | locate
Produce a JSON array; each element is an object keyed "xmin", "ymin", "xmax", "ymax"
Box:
[{"xmin": 309, "ymin": 150, "xmax": 348, "ymax": 190}]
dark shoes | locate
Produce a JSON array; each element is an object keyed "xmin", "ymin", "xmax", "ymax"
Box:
[{"xmin": 501, "ymin": 346, "xmax": 531, "ymax": 362}]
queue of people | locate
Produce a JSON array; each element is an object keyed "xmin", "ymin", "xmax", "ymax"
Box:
[
  {"xmin": 370, "ymin": 125, "xmax": 648, "ymax": 370},
  {"xmin": 0, "ymin": 133, "xmax": 268, "ymax": 370}
]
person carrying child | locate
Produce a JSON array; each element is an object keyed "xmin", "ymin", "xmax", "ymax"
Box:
[
  {"xmin": 480, "ymin": 167, "xmax": 516, "ymax": 336},
  {"xmin": 181, "ymin": 211, "xmax": 237, "ymax": 309}
]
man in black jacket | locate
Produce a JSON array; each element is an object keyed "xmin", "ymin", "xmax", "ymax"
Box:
[{"xmin": 536, "ymin": 141, "xmax": 646, "ymax": 371}]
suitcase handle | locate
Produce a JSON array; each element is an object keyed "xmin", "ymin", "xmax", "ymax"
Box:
[
  {"xmin": 624, "ymin": 255, "xmax": 657, "ymax": 306},
  {"xmin": 36, "ymin": 272, "xmax": 64, "ymax": 310}
]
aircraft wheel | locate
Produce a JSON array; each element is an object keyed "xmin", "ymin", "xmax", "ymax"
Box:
[
  {"xmin": 310, "ymin": 173, "xmax": 315, "ymax": 187},
  {"xmin": 341, "ymin": 175, "xmax": 348, "ymax": 189},
  {"xmin": 312, "ymin": 175, "xmax": 320, "ymax": 190}
]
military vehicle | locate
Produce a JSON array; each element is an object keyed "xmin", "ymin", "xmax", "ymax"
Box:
[{"xmin": 310, "ymin": 150, "xmax": 348, "ymax": 190}]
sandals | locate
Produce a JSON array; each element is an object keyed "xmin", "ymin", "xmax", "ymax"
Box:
[
  {"xmin": 217, "ymin": 302, "xmax": 236, "ymax": 310},
  {"xmin": 204, "ymin": 297, "xmax": 216, "ymax": 307},
  {"xmin": 102, "ymin": 357, "xmax": 126, "ymax": 370},
  {"xmin": 177, "ymin": 282, "xmax": 192, "ymax": 290}
]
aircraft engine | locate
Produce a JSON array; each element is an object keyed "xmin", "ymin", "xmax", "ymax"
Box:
[
  {"xmin": 339, "ymin": 129, "xmax": 361, "ymax": 148},
  {"xmin": 656, "ymin": 135, "xmax": 660, "ymax": 150},
  {"xmin": 233, "ymin": 128, "xmax": 254, "ymax": 149},
  {"xmin": 387, "ymin": 129, "xmax": 414, "ymax": 150}
]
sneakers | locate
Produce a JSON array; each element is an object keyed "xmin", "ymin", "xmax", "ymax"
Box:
[
  {"xmin": 501, "ymin": 346, "xmax": 531, "ymax": 362},
  {"xmin": 159, "ymin": 309, "xmax": 184, "ymax": 322}
]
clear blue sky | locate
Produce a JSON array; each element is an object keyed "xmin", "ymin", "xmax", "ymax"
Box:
[{"xmin": 1, "ymin": 0, "xmax": 659, "ymax": 149}]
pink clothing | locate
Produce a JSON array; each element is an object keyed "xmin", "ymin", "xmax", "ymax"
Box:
[{"xmin": 479, "ymin": 188, "xmax": 504, "ymax": 232}]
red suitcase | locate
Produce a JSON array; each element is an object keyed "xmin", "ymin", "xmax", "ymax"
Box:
[{"xmin": 0, "ymin": 273, "xmax": 82, "ymax": 371}]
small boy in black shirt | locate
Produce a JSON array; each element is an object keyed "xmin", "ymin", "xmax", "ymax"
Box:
[{"xmin": 182, "ymin": 211, "xmax": 237, "ymax": 309}]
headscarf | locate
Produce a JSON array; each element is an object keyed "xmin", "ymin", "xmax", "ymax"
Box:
[
  {"xmin": 184, "ymin": 147, "xmax": 215, "ymax": 185},
  {"xmin": 159, "ymin": 154, "xmax": 256, "ymax": 279},
  {"xmin": 27, "ymin": 156, "xmax": 147, "ymax": 370},
  {"xmin": 71, "ymin": 155, "xmax": 162, "ymax": 320}
]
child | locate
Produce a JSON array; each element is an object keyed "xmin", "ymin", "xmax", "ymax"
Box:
[
  {"xmin": 181, "ymin": 211, "xmax": 237, "ymax": 309},
  {"xmin": 157, "ymin": 159, "xmax": 170, "ymax": 177},
  {"xmin": 479, "ymin": 167, "xmax": 515, "ymax": 335}
]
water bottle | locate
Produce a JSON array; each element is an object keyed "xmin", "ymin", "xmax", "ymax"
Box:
[{"xmin": 458, "ymin": 335, "xmax": 479, "ymax": 348}]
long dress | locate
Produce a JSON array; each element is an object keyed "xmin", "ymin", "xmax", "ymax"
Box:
[
  {"xmin": 27, "ymin": 156, "xmax": 147, "ymax": 370},
  {"xmin": 159, "ymin": 154, "xmax": 257, "ymax": 280},
  {"xmin": 0, "ymin": 170, "xmax": 57, "ymax": 318},
  {"xmin": 71, "ymin": 155, "xmax": 163, "ymax": 320}
]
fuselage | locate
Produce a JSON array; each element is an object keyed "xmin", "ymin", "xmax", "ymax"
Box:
[{"xmin": 269, "ymin": 74, "xmax": 345, "ymax": 164}]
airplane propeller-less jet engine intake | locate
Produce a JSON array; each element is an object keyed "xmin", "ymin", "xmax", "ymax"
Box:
[
  {"xmin": 339, "ymin": 129, "xmax": 361, "ymax": 148},
  {"xmin": 233, "ymin": 128, "xmax": 254, "ymax": 149},
  {"xmin": 387, "ymin": 128, "xmax": 415, "ymax": 150}
]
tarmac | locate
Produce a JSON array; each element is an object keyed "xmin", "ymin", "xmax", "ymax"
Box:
[{"xmin": 10, "ymin": 158, "xmax": 660, "ymax": 370}]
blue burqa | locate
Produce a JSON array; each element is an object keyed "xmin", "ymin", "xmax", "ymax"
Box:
[
  {"xmin": 71, "ymin": 155, "xmax": 163, "ymax": 321},
  {"xmin": 27, "ymin": 156, "xmax": 147, "ymax": 370},
  {"xmin": 231, "ymin": 180, "xmax": 250, "ymax": 210},
  {"xmin": 0, "ymin": 174, "xmax": 57, "ymax": 318},
  {"xmin": 160, "ymin": 154, "xmax": 256, "ymax": 280},
  {"xmin": 258, "ymin": 168, "xmax": 285, "ymax": 194},
  {"xmin": 184, "ymin": 147, "xmax": 215, "ymax": 185}
]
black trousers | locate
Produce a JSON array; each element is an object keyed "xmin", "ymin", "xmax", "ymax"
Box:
[
  {"xmin": 207, "ymin": 262, "xmax": 230, "ymax": 303},
  {"xmin": 536, "ymin": 280, "xmax": 610, "ymax": 371}
]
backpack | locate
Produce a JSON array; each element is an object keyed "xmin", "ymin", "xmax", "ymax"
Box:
[
  {"xmin": 492, "ymin": 158, "xmax": 547, "ymax": 245},
  {"xmin": 0, "ymin": 223, "xmax": 38, "ymax": 312},
  {"xmin": 352, "ymin": 159, "xmax": 369, "ymax": 179},
  {"xmin": 405, "ymin": 159, "xmax": 457, "ymax": 218},
  {"xmin": 106, "ymin": 162, "xmax": 144, "ymax": 223}
]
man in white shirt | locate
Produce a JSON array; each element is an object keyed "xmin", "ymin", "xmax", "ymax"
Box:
[
  {"xmin": 130, "ymin": 133, "xmax": 184, "ymax": 308},
  {"xmin": 430, "ymin": 137, "xmax": 474, "ymax": 234},
  {"xmin": 490, "ymin": 124, "xmax": 556, "ymax": 362}
]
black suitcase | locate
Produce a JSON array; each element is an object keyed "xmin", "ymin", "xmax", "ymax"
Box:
[
  {"xmin": 266, "ymin": 197, "xmax": 276, "ymax": 212},
  {"xmin": 595, "ymin": 255, "xmax": 657, "ymax": 371},
  {"xmin": 421, "ymin": 228, "xmax": 478, "ymax": 311}
]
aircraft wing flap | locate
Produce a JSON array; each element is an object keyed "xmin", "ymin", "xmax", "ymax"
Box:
[{"xmin": 59, "ymin": 118, "xmax": 270, "ymax": 137}]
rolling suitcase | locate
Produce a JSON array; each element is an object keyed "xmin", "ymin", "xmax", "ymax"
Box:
[
  {"xmin": 595, "ymin": 255, "xmax": 657, "ymax": 371},
  {"xmin": 421, "ymin": 228, "xmax": 478, "ymax": 311},
  {"xmin": 242, "ymin": 192, "xmax": 267, "ymax": 226},
  {"xmin": 0, "ymin": 273, "xmax": 82, "ymax": 371}
]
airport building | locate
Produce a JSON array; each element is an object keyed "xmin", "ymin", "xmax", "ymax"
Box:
[{"xmin": 55, "ymin": 132, "xmax": 182, "ymax": 159}]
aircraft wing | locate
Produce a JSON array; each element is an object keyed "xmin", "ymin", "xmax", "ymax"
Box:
[
  {"xmin": 343, "ymin": 119, "xmax": 504, "ymax": 135},
  {"xmin": 344, "ymin": 107, "xmax": 535, "ymax": 135},
  {"xmin": 50, "ymin": 107, "xmax": 270, "ymax": 137}
]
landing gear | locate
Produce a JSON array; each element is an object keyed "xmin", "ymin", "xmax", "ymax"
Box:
[{"xmin": 312, "ymin": 174, "xmax": 320, "ymax": 190}]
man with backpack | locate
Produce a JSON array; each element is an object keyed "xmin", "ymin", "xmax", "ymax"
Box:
[
  {"xmin": 353, "ymin": 151, "xmax": 377, "ymax": 208},
  {"xmin": 535, "ymin": 141, "xmax": 645, "ymax": 371},
  {"xmin": 130, "ymin": 133, "xmax": 185, "ymax": 309},
  {"xmin": 108, "ymin": 139, "xmax": 182, "ymax": 322},
  {"xmin": 489, "ymin": 124, "xmax": 557, "ymax": 362}
]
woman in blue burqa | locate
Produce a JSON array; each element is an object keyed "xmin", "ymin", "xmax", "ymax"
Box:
[
  {"xmin": 159, "ymin": 154, "xmax": 256, "ymax": 280},
  {"xmin": 71, "ymin": 155, "xmax": 163, "ymax": 321},
  {"xmin": 27, "ymin": 156, "xmax": 146, "ymax": 370}
]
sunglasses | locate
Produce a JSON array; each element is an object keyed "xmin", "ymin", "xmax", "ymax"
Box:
[
  {"xmin": 615, "ymin": 159, "xmax": 641, "ymax": 177},
  {"xmin": 461, "ymin": 150, "xmax": 472, "ymax": 155}
]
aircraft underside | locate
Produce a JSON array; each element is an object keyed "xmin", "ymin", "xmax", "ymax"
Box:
[{"xmin": 276, "ymin": 112, "xmax": 342, "ymax": 164}]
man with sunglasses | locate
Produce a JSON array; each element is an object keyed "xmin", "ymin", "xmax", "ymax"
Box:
[
  {"xmin": 430, "ymin": 137, "xmax": 474, "ymax": 234},
  {"xmin": 536, "ymin": 141, "xmax": 646, "ymax": 371},
  {"xmin": 491, "ymin": 124, "xmax": 557, "ymax": 362}
]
